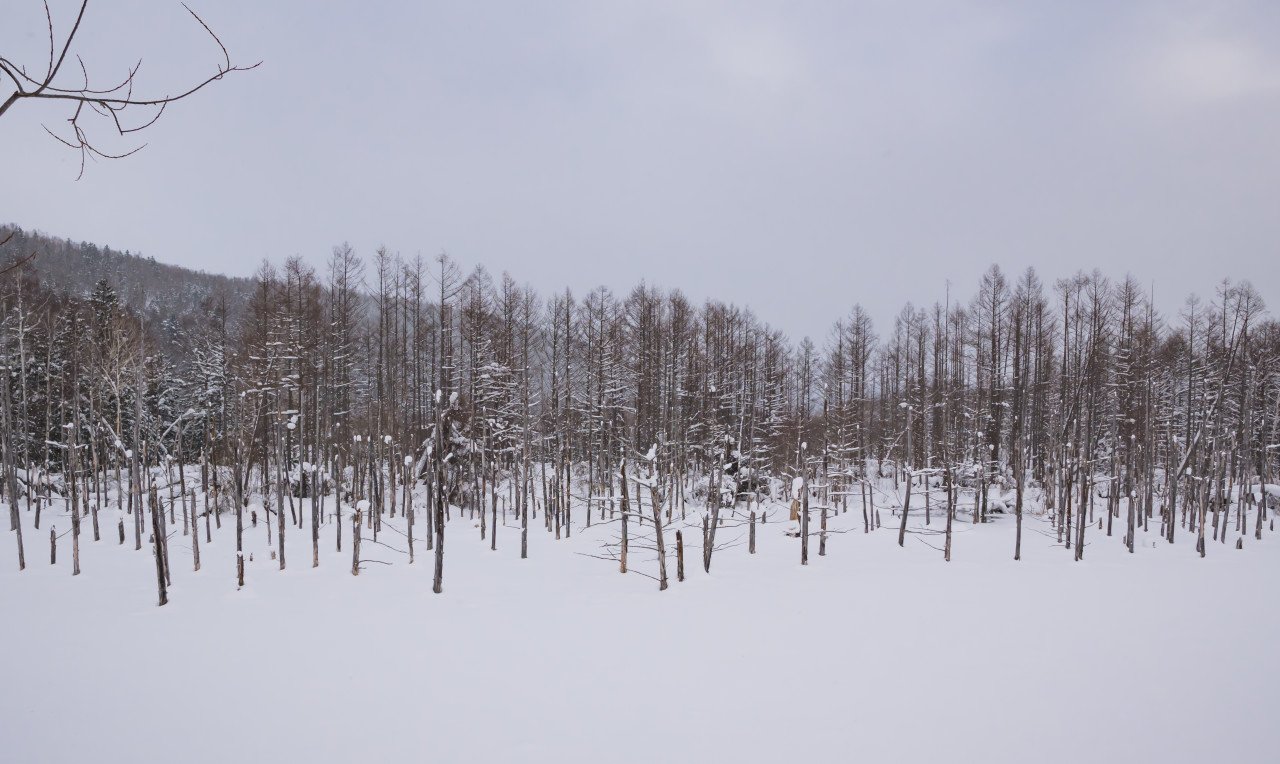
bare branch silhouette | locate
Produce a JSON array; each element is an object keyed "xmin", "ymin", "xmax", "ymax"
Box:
[{"xmin": 0, "ymin": 1, "xmax": 259, "ymax": 177}]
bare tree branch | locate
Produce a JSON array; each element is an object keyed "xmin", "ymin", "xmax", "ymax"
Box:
[{"xmin": 0, "ymin": 1, "xmax": 258, "ymax": 177}]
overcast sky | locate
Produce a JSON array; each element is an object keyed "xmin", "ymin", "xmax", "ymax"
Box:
[{"xmin": 2, "ymin": 1, "xmax": 1278, "ymax": 341}]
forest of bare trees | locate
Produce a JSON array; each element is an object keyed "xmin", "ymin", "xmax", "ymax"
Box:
[{"xmin": 2, "ymin": 233, "xmax": 1277, "ymax": 601}]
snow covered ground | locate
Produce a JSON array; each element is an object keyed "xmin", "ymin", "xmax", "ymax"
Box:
[{"xmin": 3, "ymin": 493, "xmax": 1278, "ymax": 763}]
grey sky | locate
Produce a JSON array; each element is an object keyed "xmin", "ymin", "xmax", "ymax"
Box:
[{"xmin": 2, "ymin": 1, "xmax": 1277, "ymax": 341}]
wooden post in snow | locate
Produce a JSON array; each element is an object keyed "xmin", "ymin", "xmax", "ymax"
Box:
[
  {"xmin": 819, "ymin": 505, "xmax": 827, "ymax": 557},
  {"xmin": 676, "ymin": 530, "xmax": 684, "ymax": 582},
  {"xmin": 351, "ymin": 506, "xmax": 362, "ymax": 576},
  {"xmin": 192, "ymin": 498, "xmax": 201, "ymax": 572},
  {"xmin": 800, "ymin": 470, "xmax": 810, "ymax": 566},
  {"xmin": 150, "ymin": 494, "xmax": 168, "ymax": 607},
  {"xmin": 618, "ymin": 459, "xmax": 629, "ymax": 574}
]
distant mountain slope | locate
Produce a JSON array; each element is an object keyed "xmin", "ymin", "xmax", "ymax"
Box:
[{"xmin": 0, "ymin": 223, "xmax": 253, "ymax": 330}]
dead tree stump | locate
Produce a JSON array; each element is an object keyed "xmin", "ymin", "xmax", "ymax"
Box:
[
  {"xmin": 351, "ymin": 508, "xmax": 362, "ymax": 576},
  {"xmin": 819, "ymin": 506, "xmax": 827, "ymax": 557},
  {"xmin": 676, "ymin": 530, "xmax": 684, "ymax": 582}
]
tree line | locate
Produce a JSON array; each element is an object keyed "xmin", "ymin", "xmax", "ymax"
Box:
[{"xmin": 2, "ymin": 241, "xmax": 1277, "ymax": 597}]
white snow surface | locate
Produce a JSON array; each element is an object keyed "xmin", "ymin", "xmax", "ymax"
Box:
[{"xmin": 2, "ymin": 487, "xmax": 1278, "ymax": 764}]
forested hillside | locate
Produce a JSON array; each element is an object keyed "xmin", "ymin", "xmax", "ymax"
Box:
[{"xmin": 0, "ymin": 224, "xmax": 252, "ymax": 354}]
